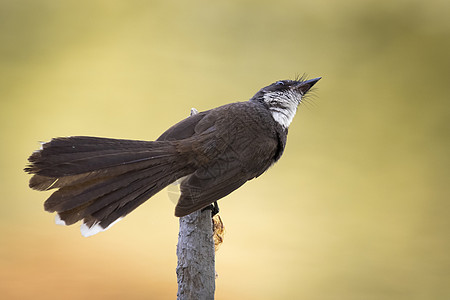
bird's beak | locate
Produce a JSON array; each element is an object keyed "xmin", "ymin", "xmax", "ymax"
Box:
[{"xmin": 296, "ymin": 77, "xmax": 321, "ymax": 95}]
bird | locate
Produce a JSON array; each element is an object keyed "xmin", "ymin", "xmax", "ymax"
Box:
[{"xmin": 25, "ymin": 76, "xmax": 321, "ymax": 237}]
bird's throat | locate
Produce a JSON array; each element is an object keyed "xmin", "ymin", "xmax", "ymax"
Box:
[{"xmin": 269, "ymin": 106, "xmax": 297, "ymax": 128}]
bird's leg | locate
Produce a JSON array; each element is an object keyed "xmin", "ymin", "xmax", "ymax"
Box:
[
  {"xmin": 211, "ymin": 201, "xmax": 219, "ymax": 216},
  {"xmin": 202, "ymin": 201, "xmax": 219, "ymax": 217}
]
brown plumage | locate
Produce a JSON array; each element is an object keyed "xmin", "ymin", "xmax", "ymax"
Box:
[
  {"xmin": 25, "ymin": 77, "xmax": 320, "ymax": 236},
  {"xmin": 26, "ymin": 136, "xmax": 194, "ymax": 229}
]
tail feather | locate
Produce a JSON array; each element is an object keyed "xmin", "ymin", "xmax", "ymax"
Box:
[
  {"xmin": 87, "ymin": 170, "xmax": 182, "ymax": 229},
  {"xmin": 34, "ymin": 136, "xmax": 157, "ymax": 153},
  {"xmin": 29, "ymin": 173, "xmax": 103, "ymax": 191},
  {"xmin": 87, "ymin": 182, "xmax": 157, "ymax": 228},
  {"xmin": 43, "ymin": 159, "xmax": 176, "ymax": 212},
  {"xmin": 25, "ymin": 136, "xmax": 194, "ymax": 236},
  {"xmin": 27, "ymin": 148, "xmax": 172, "ymax": 177},
  {"xmin": 25, "ymin": 136, "xmax": 173, "ymax": 175},
  {"xmin": 28, "ymin": 155, "xmax": 169, "ymax": 191}
]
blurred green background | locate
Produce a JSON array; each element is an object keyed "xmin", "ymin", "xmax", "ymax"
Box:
[{"xmin": 1, "ymin": 0, "xmax": 449, "ymax": 299}]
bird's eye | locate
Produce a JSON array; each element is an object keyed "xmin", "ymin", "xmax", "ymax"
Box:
[{"xmin": 275, "ymin": 81, "xmax": 284, "ymax": 86}]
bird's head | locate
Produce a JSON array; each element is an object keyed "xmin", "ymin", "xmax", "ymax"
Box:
[{"xmin": 250, "ymin": 77, "xmax": 321, "ymax": 128}]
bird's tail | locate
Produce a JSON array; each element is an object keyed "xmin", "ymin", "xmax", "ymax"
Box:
[{"xmin": 25, "ymin": 136, "xmax": 194, "ymax": 236}]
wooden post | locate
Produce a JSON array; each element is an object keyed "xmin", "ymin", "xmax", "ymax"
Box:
[
  {"xmin": 176, "ymin": 209, "xmax": 215, "ymax": 299},
  {"xmin": 176, "ymin": 108, "xmax": 216, "ymax": 300}
]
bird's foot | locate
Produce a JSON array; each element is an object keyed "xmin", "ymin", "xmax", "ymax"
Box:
[{"xmin": 202, "ymin": 201, "xmax": 219, "ymax": 217}]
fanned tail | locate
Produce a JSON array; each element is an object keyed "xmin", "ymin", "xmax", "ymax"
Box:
[{"xmin": 25, "ymin": 136, "xmax": 193, "ymax": 236}]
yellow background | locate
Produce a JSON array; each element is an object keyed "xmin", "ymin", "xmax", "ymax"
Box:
[{"xmin": 1, "ymin": 0, "xmax": 449, "ymax": 299}]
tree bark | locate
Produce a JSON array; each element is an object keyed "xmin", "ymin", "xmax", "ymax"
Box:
[
  {"xmin": 176, "ymin": 107, "xmax": 215, "ymax": 300},
  {"xmin": 176, "ymin": 209, "xmax": 215, "ymax": 300}
]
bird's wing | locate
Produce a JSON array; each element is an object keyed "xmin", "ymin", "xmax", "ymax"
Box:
[
  {"xmin": 156, "ymin": 110, "xmax": 210, "ymax": 141},
  {"xmin": 175, "ymin": 152, "xmax": 248, "ymax": 217}
]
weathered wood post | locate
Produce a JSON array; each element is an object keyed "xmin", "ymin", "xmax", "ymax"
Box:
[{"xmin": 176, "ymin": 209, "xmax": 215, "ymax": 299}]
